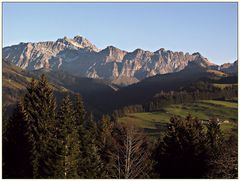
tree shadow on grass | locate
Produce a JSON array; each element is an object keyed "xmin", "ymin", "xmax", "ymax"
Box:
[{"xmin": 144, "ymin": 121, "xmax": 168, "ymax": 135}]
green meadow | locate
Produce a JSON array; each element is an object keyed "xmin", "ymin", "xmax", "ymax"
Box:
[{"xmin": 119, "ymin": 100, "xmax": 238, "ymax": 136}]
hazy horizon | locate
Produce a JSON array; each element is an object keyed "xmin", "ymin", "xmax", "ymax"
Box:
[{"xmin": 3, "ymin": 2, "xmax": 237, "ymax": 64}]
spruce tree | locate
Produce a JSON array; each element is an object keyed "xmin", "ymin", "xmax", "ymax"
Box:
[
  {"xmin": 74, "ymin": 93, "xmax": 86, "ymax": 177},
  {"xmin": 73, "ymin": 96, "xmax": 103, "ymax": 178},
  {"xmin": 2, "ymin": 106, "xmax": 9, "ymax": 178},
  {"xmin": 23, "ymin": 75, "xmax": 57, "ymax": 178},
  {"xmin": 97, "ymin": 115, "xmax": 115, "ymax": 178},
  {"xmin": 78, "ymin": 112, "xmax": 102, "ymax": 178},
  {"xmin": 205, "ymin": 118, "xmax": 227, "ymax": 178},
  {"xmin": 74, "ymin": 94, "xmax": 86, "ymax": 126},
  {"xmin": 3, "ymin": 100, "xmax": 32, "ymax": 178},
  {"xmin": 154, "ymin": 115, "xmax": 208, "ymax": 178},
  {"xmin": 55, "ymin": 95, "xmax": 80, "ymax": 178}
]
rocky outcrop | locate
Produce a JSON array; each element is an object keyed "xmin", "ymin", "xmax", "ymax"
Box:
[
  {"xmin": 219, "ymin": 60, "xmax": 238, "ymax": 74},
  {"xmin": 3, "ymin": 35, "xmax": 217, "ymax": 85}
]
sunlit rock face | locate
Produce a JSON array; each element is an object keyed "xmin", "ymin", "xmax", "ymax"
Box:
[{"xmin": 3, "ymin": 35, "xmax": 216, "ymax": 85}]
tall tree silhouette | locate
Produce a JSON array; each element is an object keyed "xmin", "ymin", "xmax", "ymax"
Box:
[
  {"xmin": 23, "ymin": 75, "xmax": 57, "ymax": 178},
  {"xmin": 78, "ymin": 112, "xmax": 102, "ymax": 178},
  {"xmin": 55, "ymin": 95, "xmax": 80, "ymax": 178},
  {"xmin": 154, "ymin": 115, "xmax": 208, "ymax": 178},
  {"xmin": 97, "ymin": 115, "xmax": 116, "ymax": 178},
  {"xmin": 3, "ymin": 100, "xmax": 32, "ymax": 178}
]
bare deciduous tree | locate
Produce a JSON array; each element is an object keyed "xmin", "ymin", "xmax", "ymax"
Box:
[{"xmin": 109, "ymin": 122, "xmax": 151, "ymax": 178}]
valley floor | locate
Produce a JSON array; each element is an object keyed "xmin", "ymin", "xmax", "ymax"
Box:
[{"xmin": 119, "ymin": 100, "xmax": 238, "ymax": 137}]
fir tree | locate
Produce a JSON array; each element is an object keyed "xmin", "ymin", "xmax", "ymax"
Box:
[
  {"xmin": 154, "ymin": 115, "xmax": 208, "ymax": 178},
  {"xmin": 74, "ymin": 94, "xmax": 86, "ymax": 126},
  {"xmin": 2, "ymin": 106, "xmax": 9, "ymax": 178},
  {"xmin": 73, "ymin": 95, "xmax": 101, "ymax": 178},
  {"xmin": 207, "ymin": 134, "xmax": 238, "ymax": 178},
  {"xmin": 205, "ymin": 118, "xmax": 229, "ymax": 178},
  {"xmin": 55, "ymin": 95, "xmax": 80, "ymax": 178},
  {"xmin": 78, "ymin": 112, "xmax": 102, "ymax": 178},
  {"xmin": 73, "ymin": 93, "xmax": 87, "ymax": 178},
  {"xmin": 97, "ymin": 115, "xmax": 115, "ymax": 178},
  {"xmin": 3, "ymin": 100, "xmax": 32, "ymax": 178},
  {"xmin": 23, "ymin": 75, "xmax": 57, "ymax": 178}
]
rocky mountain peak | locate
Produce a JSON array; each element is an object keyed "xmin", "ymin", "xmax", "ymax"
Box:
[
  {"xmin": 102, "ymin": 46, "xmax": 127, "ymax": 55},
  {"xmin": 73, "ymin": 35, "xmax": 84, "ymax": 40},
  {"xmin": 132, "ymin": 48, "xmax": 146, "ymax": 55},
  {"xmin": 133, "ymin": 48, "xmax": 144, "ymax": 52},
  {"xmin": 105, "ymin": 45, "xmax": 116, "ymax": 50},
  {"xmin": 73, "ymin": 35, "xmax": 93, "ymax": 47},
  {"xmin": 192, "ymin": 52, "xmax": 202, "ymax": 57},
  {"xmin": 101, "ymin": 46, "xmax": 127, "ymax": 63},
  {"xmin": 219, "ymin": 60, "xmax": 238, "ymax": 74},
  {"xmin": 220, "ymin": 62, "xmax": 233, "ymax": 69},
  {"xmin": 129, "ymin": 48, "xmax": 154, "ymax": 59},
  {"xmin": 104, "ymin": 45, "xmax": 121, "ymax": 51},
  {"xmin": 154, "ymin": 48, "xmax": 165, "ymax": 53},
  {"xmin": 56, "ymin": 35, "xmax": 100, "ymax": 52},
  {"xmin": 3, "ymin": 35, "xmax": 223, "ymax": 86}
]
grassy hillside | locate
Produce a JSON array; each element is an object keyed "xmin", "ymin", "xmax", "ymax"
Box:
[
  {"xmin": 212, "ymin": 83, "xmax": 237, "ymax": 89},
  {"xmin": 118, "ymin": 100, "xmax": 237, "ymax": 136}
]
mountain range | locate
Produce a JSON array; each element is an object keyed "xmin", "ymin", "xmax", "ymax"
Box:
[
  {"xmin": 3, "ymin": 35, "xmax": 237, "ymax": 86},
  {"xmin": 3, "ymin": 35, "xmax": 238, "ymax": 118}
]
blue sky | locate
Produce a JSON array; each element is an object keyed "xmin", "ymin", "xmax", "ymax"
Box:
[{"xmin": 3, "ymin": 2, "xmax": 237, "ymax": 64}]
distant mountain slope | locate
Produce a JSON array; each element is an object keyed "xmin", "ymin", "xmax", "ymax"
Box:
[
  {"xmin": 112, "ymin": 59, "xmax": 237, "ymax": 109},
  {"xmin": 3, "ymin": 35, "xmax": 217, "ymax": 85},
  {"xmin": 2, "ymin": 60, "xmax": 118, "ymax": 117},
  {"xmin": 3, "ymin": 57, "xmax": 237, "ymax": 117},
  {"xmin": 3, "ymin": 60, "xmax": 30, "ymax": 107},
  {"xmin": 3, "ymin": 60, "xmax": 75, "ymax": 114},
  {"xmin": 31, "ymin": 69, "xmax": 118, "ymax": 114}
]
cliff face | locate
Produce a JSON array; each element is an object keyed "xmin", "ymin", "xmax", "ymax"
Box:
[{"xmin": 3, "ymin": 35, "xmax": 216, "ymax": 85}]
